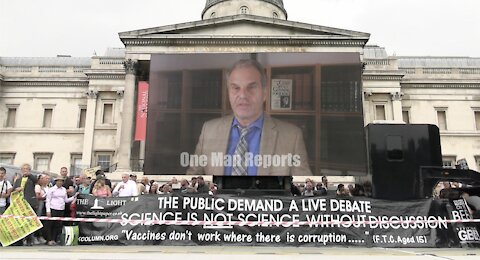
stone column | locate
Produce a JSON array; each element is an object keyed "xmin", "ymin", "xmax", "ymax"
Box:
[
  {"xmin": 363, "ymin": 91, "xmax": 373, "ymax": 125},
  {"xmin": 81, "ymin": 90, "xmax": 98, "ymax": 167},
  {"xmin": 390, "ymin": 91, "xmax": 404, "ymax": 122},
  {"xmin": 116, "ymin": 59, "xmax": 138, "ymax": 172}
]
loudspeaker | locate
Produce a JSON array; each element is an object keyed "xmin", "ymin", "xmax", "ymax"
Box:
[{"xmin": 366, "ymin": 124, "xmax": 442, "ymax": 200}]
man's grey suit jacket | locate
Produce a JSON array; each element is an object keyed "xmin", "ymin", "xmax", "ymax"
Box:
[{"xmin": 187, "ymin": 115, "xmax": 312, "ymax": 176}]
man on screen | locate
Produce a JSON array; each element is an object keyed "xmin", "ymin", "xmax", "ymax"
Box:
[{"xmin": 187, "ymin": 59, "xmax": 312, "ymax": 176}]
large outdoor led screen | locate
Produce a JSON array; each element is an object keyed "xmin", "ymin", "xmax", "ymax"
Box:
[{"xmin": 145, "ymin": 53, "xmax": 367, "ymax": 176}]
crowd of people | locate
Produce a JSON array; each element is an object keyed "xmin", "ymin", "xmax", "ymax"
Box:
[
  {"xmin": 291, "ymin": 176, "xmax": 373, "ymax": 198},
  {"xmin": 0, "ymin": 163, "xmax": 219, "ymax": 246},
  {"xmin": 6, "ymin": 164, "xmax": 464, "ymax": 247},
  {"xmin": 82, "ymin": 171, "xmax": 217, "ymax": 197},
  {"xmin": 1, "ymin": 164, "xmax": 79, "ymax": 246}
]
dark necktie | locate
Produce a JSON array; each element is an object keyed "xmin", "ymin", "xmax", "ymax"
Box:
[{"xmin": 232, "ymin": 126, "xmax": 249, "ymax": 176}]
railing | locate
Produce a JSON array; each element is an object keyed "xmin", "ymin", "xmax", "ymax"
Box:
[
  {"xmin": 459, "ymin": 68, "xmax": 480, "ymax": 74},
  {"xmin": 4, "ymin": 66, "xmax": 32, "ymax": 72},
  {"xmin": 365, "ymin": 59, "xmax": 390, "ymax": 66},
  {"xmin": 423, "ymin": 68, "xmax": 452, "ymax": 74},
  {"xmin": 403, "ymin": 68, "xmax": 416, "ymax": 74},
  {"xmin": 73, "ymin": 66, "xmax": 89, "ymax": 73},
  {"xmin": 38, "ymin": 66, "xmax": 67, "ymax": 73},
  {"xmin": 99, "ymin": 58, "xmax": 125, "ymax": 65}
]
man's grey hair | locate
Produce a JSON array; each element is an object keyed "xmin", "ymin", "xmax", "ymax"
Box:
[
  {"xmin": 227, "ymin": 59, "xmax": 267, "ymax": 89},
  {"xmin": 21, "ymin": 163, "xmax": 31, "ymax": 170}
]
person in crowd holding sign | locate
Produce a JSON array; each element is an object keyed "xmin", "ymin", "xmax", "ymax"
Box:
[
  {"xmin": 187, "ymin": 59, "xmax": 312, "ymax": 176},
  {"xmin": 0, "ymin": 167, "xmax": 13, "ymax": 215},
  {"xmin": 112, "ymin": 173, "xmax": 138, "ymax": 197},
  {"xmin": 13, "ymin": 163, "xmax": 38, "ymax": 246},
  {"xmin": 45, "ymin": 176, "xmax": 78, "ymax": 246}
]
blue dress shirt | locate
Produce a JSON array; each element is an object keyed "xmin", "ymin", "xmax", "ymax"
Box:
[{"xmin": 224, "ymin": 114, "xmax": 264, "ymax": 176}]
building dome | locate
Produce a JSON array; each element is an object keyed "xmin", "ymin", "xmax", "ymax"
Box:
[{"xmin": 202, "ymin": 0, "xmax": 287, "ymax": 20}]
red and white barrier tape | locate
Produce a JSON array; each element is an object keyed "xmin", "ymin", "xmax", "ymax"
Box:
[{"xmin": 1, "ymin": 214, "xmax": 480, "ymax": 226}]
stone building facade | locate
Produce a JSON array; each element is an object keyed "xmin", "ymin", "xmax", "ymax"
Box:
[
  {"xmin": 1, "ymin": 0, "xmax": 479, "ymax": 175},
  {"xmin": 363, "ymin": 46, "xmax": 480, "ymax": 170},
  {"xmin": 0, "ymin": 49, "xmax": 126, "ymax": 175}
]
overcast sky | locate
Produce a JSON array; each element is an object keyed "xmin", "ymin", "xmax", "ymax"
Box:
[{"xmin": 0, "ymin": 0, "xmax": 478, "ymax": 57}]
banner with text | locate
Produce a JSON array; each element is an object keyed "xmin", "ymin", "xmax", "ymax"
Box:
[
  {"xmin": 134, "ymin": 81, "xmax": 149, "ymax": 141},
  {"xmin": 445, "ymin": 198, "xmax": 480, "ymax": 246},
  {"xmin": 0, "ymin": 191, "xmax": 43, "ymax": 247},
  {"xmin": 75, "ymin": 194, "xmax": 478, "ymax": 247}
]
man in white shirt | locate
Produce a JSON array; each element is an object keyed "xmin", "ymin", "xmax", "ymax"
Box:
[
  {"xmin": 112, "ymin": 174, "xmax": 138, "ymax": 197},
  {"xmin": 0, "ymin": 167, "xmax": 13, "ymax": 215}
]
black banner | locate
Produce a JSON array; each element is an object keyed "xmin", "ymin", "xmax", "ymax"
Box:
[
  {"xmin": 75, "ymin": 194, "xmax": 480, "ymax": 247},
  {"xmin": 444, "ymin": 198, "xmax": 480, "ymax": 245}
]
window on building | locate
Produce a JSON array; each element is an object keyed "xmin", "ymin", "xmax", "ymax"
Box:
[
  {"xmin": 6, "ymin": 107, "xmax": 17, "ymax": 128},
  {"xmin": 34, "ymin": 153, "xmax": 52, "ymax": 171},
  {"xmin": 79, "ymin": 108, "xmax": 87, "ymax": 128},
  {"xmin": 442, "ymin": 156, "xmax": 456, "ymax": 168},
  {"xmin": 71, "ymin": 154, "xmax": 83, "ymax": 176},
  {"xmin": 95, "ymin": 152, "xmax": 113, "ymax": 172},
  {"xmin": 476, "ymin": 156, "xmax": 480, "ymax": 171},
  {"xmin": 43, "ymin": 108, "xmax": 53, "ymax": 128},
  {"xmin": 0, "ymin": 153, "xmax": 15, "ymax": 165},
  {"xmin": 375, "ymin": 105, "xmax": 386, "ymax": 120},
  {"xmin": 102, "ymin": 103, "xmax": 113, "ymax": 124},
  {"xmin": 402, "ymin": 110, "xmax": 410, "ymax": 124},
  {"xmin": 273, "ymin": 12, "xmax": 279, "ymax": 18},
  {"xmin": 240, "ymin": 6, "xmax": 249, "ymax": 14},
  {"xmin": 210, "ymin": 12, "xmax": 216, "ymax": 18},
  {"xmin": 475, "ymin": 111, "xmax": 480, "ymax": 131},
  {"xmin": 437, "ymin": 110, "xmax": 447, "ymax": 131}
]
